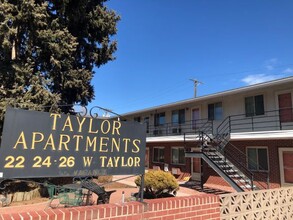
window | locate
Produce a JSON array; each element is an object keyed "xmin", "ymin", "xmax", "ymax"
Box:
[
  {"xmin": 208, "ymin": 102, "xmax": 222, "ymax": 120},
  {"xmin": 144, "ymin": 117, "xmax": 150, "ymax": 133},
  {"xmin": 154, "ymin": 112, "xmax": 165, "ymax": 126},
  {"xmin": 247, "ymin": 147, "xmax": 268, "ymax": 171},
  {"xmin": 245, "ymin": 95, "xmax": 264, "ymax": 117},
  {"xmin": 134, "ymin": 116, "xmax": 141, "ymax": 122},
  {"xmin": 153, "ymin": 147, "xmax": 165, "ymax": 163},
  {"xmin": 171, "ymin": 147, "xmax": 185, "ymax": 164},
  {"xmin": 172, "ymin": 109, "xmax": 185, "ymax": 124}
]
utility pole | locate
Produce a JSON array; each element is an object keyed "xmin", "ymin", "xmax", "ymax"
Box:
[{"xmin": 189, "ymin": 79, "xmax": 203, "ymax": 97}]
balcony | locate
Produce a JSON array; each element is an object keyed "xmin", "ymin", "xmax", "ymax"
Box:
[
  {"xmin": 147, "ymin": 119, "xmax": 212, "ymax": 137},
  {"xmin": 145, "ymin": 108, "xmax": 293, "ymax": 138}
]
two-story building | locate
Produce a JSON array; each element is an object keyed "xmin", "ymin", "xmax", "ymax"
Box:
[{"xmin": 121, "ymin": 76, "xmax": 293, "ymax": 192}]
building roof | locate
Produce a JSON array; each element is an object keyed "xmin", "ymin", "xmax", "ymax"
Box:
[{"xmin": 122, "ymin": 76, "xmax": 293, "ymax": 116}]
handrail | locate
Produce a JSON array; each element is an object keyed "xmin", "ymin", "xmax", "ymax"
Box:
[
  {"xmin": 213, "ymin": 107, "xmax": 293, "ymax": 189},
  {"xmin": 147, "ymin": 118, "xmax": 212, "ymax": 137},
  {"xmin": 200, "ymin": 132, "xmax": 254, "ymax": 191},
  {"xmin": 222, "ymin": 142, "xmax": 268, "ymax": 189},
  {"xmin": 217, "ymin": 107, "xmax": 293, "ymax": 134}
]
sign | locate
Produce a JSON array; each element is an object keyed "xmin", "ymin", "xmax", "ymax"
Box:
[{"xmin": 0, "ymin": 108, "xmax": 146, "ymax": 178}]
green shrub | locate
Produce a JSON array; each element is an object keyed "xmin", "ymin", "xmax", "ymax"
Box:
[{"xmin": 135, "ymin": 170, "xmax": 179, "ymax": 198}]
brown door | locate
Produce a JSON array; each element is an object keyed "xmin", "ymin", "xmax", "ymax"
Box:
[
  {"xmin": 278, "ymin": 93, "xmax": 293, "ymax": 122},
  {"xmin": 283, "ymin": 151, "xmax": 293, "ymax": 183},
  {"xmin": 192, "ymin": 108, "xmax": 200, "ymax": 130}
]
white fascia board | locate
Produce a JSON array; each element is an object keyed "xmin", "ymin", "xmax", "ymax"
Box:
[
  {"xmin": 230, "ymin": 130, "xmax": 293, "ymax": 140},
  {"xmin": 146, "ymin": 130, "xmax": 293, "ymax": 143},
  {"xmin": 146, "ymin": 134, "xmax": 199, "ymax": 143}
]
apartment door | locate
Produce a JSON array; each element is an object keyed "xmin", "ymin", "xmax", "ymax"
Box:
[
  {"xmin": 192, "ymin": 108, "xmax": 200, "ymax": 130},
  {"xmin": 279, "ymin": 148, "xmax": 293, "ymax": 186},
  {"xmin": 278, "ymin": 93, "xmax": 293, "ymax": 122},
  {"xmin": 191, "ymin": 148, "xmax": 201, "ymax": 180}
]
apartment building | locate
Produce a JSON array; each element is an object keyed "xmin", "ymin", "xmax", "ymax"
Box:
[{"xmin": 121, "ymin": 77, "xmax": 293, "ymax": 191}]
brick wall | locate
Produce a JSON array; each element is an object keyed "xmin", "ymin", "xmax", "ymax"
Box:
[
  {"xmin": 0, "ymin": 195, "xmax": 220, "ymax": 220},
  {"xmin": 202, "ymin": 139, "xmax": 293, "ymax": 188},
  {"xmin": 229, "ymin": 139, "xmax": 293, "ymax": 188},
  {"xmin": 146, "ymin": 139, "xmax": 293, "ymax": 189}
]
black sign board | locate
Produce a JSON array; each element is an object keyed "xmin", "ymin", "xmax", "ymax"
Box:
[{"xmin": 0, "ymin": 108, "xmax": 146, "ymax": 178}]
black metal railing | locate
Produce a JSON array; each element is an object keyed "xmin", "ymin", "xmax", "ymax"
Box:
[
  {"xmin": 146, "ymin": 108, "xmax": 293, "ymax": 138},
  {"xmin": 147, "ymin": 118, "xmax": 213, "ymax": 137},
  {"xmin": 220, "ymin": 140, "xmax": 269, "ymax": 190},
  {"xmin": 217, "ymin": 107, "xmax": 293, "ymax": 134},
  {"xmin": 215, "ymin": 115, "xmax": 272, "ymax": 189},
  {"xmin": 200, "ymin": 132, "xmax": 255, "ymax": 191}
]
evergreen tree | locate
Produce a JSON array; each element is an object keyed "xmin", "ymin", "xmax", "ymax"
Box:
[{"xmin": 0, "ymin": 0, "xmax": 120, "ymax": 122}]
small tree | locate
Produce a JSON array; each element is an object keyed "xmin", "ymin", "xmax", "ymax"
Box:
[{"xmin": 135, "ymin": 170, "xmax": 179, "ymax": 199}]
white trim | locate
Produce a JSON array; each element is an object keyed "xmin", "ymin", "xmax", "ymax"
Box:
[
  {"xmin": 230, "ymin": 130, "xmax": 293, "ymax": 140},
  {"xmin": 146, "ymin": 131, "xmax": 293, "ymax": 143},
  {"xmin": 147, "ymin": 134, "xmax": 199, "ymax": 142}
]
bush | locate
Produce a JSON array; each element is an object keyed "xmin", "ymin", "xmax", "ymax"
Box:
[
  {"xmin": 135, "ymin": 170, "xmax": 179, "ymax": 198},
  {"xmin": 96, "ymin": 175, "xmax": 113, "ymax": 183}
]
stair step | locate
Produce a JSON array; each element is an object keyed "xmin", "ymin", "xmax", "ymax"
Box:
[{"xmin": 240, "ymin": 184, "xmax": 256, "ymax": 189}]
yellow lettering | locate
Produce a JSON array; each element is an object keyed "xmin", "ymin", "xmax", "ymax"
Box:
[
  {"xmin": 112, "ymin": 121, "xmax": 121, "ymax": 135},
  {"xmin": 43, "ymin": 134, "xmax": 56, "ymax": 150},
  {"xmin": 62, "ymin": 116, "xmax": 73, "ymax": 132},
  {"xmin": 86, "ymin": 136, "xmax": 97, "ymax": 151},
  {"xmin": 132, "ymin": 139, "xmax": 141, "ymax": 153},
  {"xmin": 76, "ymin": 117, "xmax": 86, "ymax": 132},
  {"xmin": 73, "ymin": 135, "xmax": 83, "ymax": 151},
  {"xmin": 121, "ymin": 157, "xmax": 128, "ymax": 167},
  {"xmin": 31, "ymin": 132, "xmax": 44, "ymax": 149},
  {"xmin": 13, "ymin": 131, "xmax": 28, "ymax": 149},
  {"xmin": 134, "ymin": 157, "xmax": 140, "ymax": 167},
  {"xmin": 101, "ymin": 120, "xmax": 110, "ymax": 134},
  {"xmin": 88, "ymin": 118, "xmax": 98, "ymax": 134},
  {"xmin": 106, "ymin": 157, "xmax": 113, "ymax": 167},
  {"xmin": 99, "ymin": 137, "xmax": 109, "ymax": 152},
  {"xmin": 123, "ymin": 138, "xmax": 131, "ymax": 152},
  {"xmin": 83, "ymin": 156, "xmax": 93, "ymax": 167},
  {"xmin": 50, "ymin": 113, "xmax": 61, "ymax": 130},
  {"xmin": 127, "ymin": 157, "xmax": 134, "ymax": 166},
  {"xmin": 100, "ymin": 156, "xmax": 107, "ymax": 167},
  {"xmin": 114, "ymin": 156, "xmax": 120, "ymax": 167},
  {"xmin": 111, "ymin": 138, "xmax": 120, "ymax": 152},
  {"xmin": 58, "ymin": 134, "xmax": 70, "ymax": 151}
]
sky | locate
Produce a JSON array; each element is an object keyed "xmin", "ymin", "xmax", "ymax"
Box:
[{"xmin": 88, "ymin": 0, "xmax": 293, "ymax": 115}]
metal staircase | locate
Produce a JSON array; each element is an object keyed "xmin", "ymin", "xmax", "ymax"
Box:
[{"xmin": 185, "ymin": 118, "xmax": 269, "ymax": 192}]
